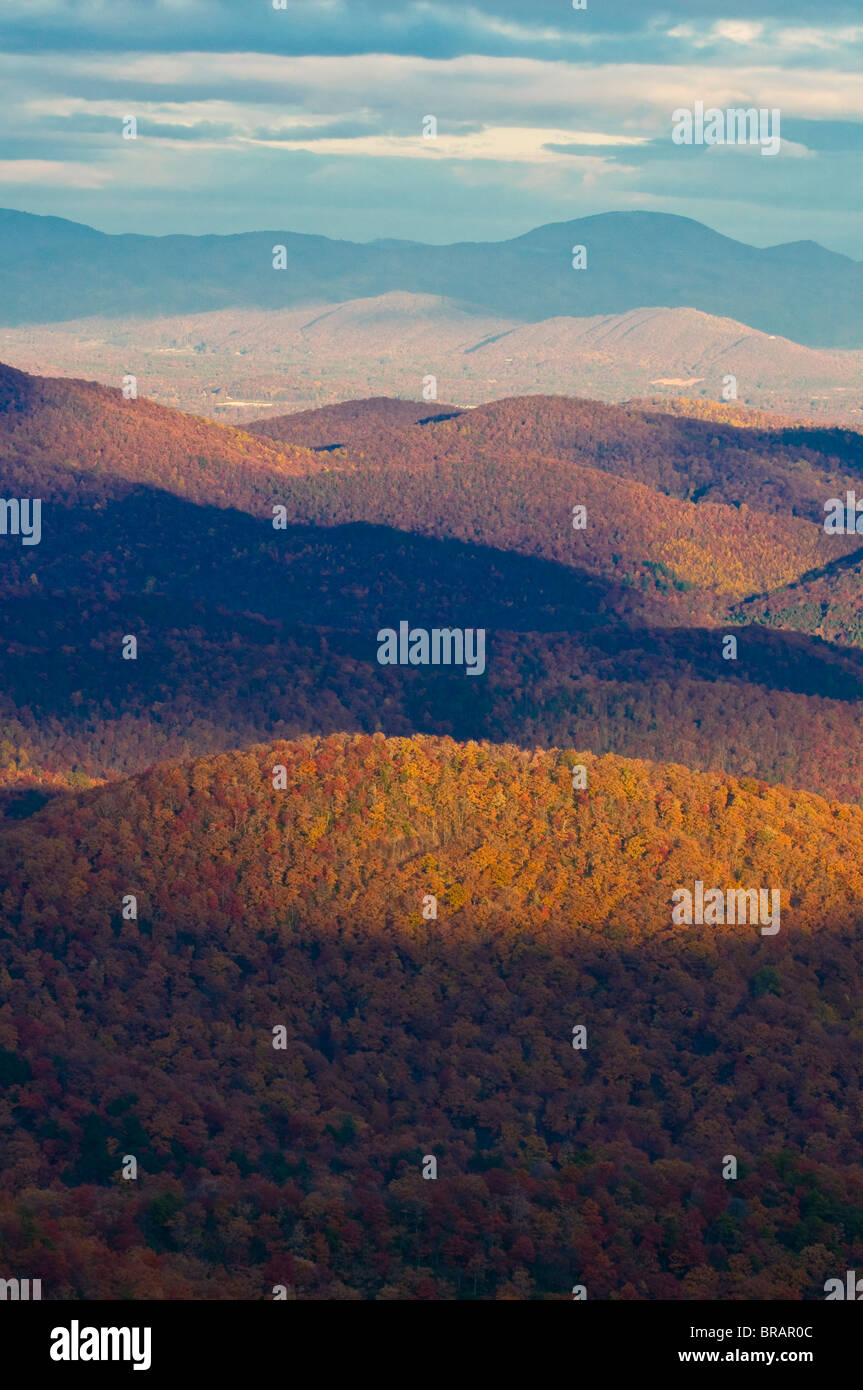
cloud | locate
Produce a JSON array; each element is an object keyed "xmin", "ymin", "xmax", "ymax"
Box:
[
  {"xmin": 0, "ymin": 1, "xmax": 861, "ymax": 67},
  {"xmin": 712, "ymin": 22, "xmax": 765, "ymax": 45},
  {"xmin": 0, "ymin": 159, "xmax": 110, "ymax": 187},
  {"xmin": 0, "ymin": 5, "xmax": 860, "ymax": 256},
  {"xmin": 10, "ymin": 51, "xmax": 863, "ymax": 124},
  {"xmin": 245, "ymin": 124, "xmax": 648, "ymax": 165}
]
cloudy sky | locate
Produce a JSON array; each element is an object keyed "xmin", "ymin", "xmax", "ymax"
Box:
[{"xmin": 1, "ymin": 0, "xmax": 862, "ymax": 253}]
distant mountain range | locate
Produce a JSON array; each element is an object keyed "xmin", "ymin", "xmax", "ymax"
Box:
[
  {"xmin": 1, "ymin": 207, "xmax": 862, "ymax": 348},
  {"xmin": 1, "ymin": 294, "xmax": 860, "ymax": 423}
]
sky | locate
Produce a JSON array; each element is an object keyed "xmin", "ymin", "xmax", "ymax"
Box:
[{"xmin": 0, "ymin": 0, "xmax": 861, "ymax": 255}]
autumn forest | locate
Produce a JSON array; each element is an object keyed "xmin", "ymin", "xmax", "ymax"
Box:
[{"xmin": 0, "ymin": 360, "xmax": 861, "ymax": 1304}]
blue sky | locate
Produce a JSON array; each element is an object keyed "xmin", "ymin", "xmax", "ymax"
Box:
[{"xmin": 1, "ymin": 0, "xmax": 861, "ymax": 254}]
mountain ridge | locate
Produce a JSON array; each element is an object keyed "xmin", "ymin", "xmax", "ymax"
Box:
[{"xmin": 1, "ymin": 207, "xmax": 861, "ymax": 347}]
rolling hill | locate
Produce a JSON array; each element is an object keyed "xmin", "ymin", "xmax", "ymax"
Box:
[
  {"xmin": 251, "ymin": 392, "xmax": 863, "ymax": 528},
  {"xmin": 1, "ymin": 294, "xmax": 860, "ymax": 423},
  {"xmin": 3, "ymin": 365, "xmax": 863, "ymax": 813},
  {"xmin": 0, "ymin": 733, "xmax": 861, "ymax": 1298},
  {"xmin": 732, "ymin": 552, "xmax": 863, "ymax": 649}
]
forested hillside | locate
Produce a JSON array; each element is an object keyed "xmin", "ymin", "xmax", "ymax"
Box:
[
  {"xmin": 2, "ymin": 369, "xmax": 863, "ymax": 808},
  {"xmin": 0, "ymin": 735, "xmax": 861, "ymax": 1299},
  {"xmin": 2, "ymin": 370, "xmax": 863, "ymax": 1301}
]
